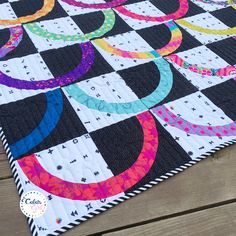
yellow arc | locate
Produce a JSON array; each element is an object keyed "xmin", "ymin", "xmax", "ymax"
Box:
[
  {"xmin": 176, "ymin": 18, "xmax": 236, "ymax": 35},
  {"xmin": 228, "ymin": 0, "xmax": 236, "ymax": 9},
  {"xmin": 0, "ymin": 0, "xmax": 55, "ymax": 26}
]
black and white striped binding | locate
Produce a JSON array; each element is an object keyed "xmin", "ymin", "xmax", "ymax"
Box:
[{"xmin": 0, "ymin": 127, "xmax": 235, "ymax": 236}]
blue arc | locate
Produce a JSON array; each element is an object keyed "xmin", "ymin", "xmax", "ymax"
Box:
[
  {"xmin": 63, "ymin": 58, "xmax": 173, "ymax": 114},
  {"xmin": 10, "ymin": 89, "xmax": 63, "ymax": 159}
]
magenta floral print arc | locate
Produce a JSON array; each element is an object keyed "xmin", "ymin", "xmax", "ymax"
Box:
[
  {"xmin": 0, "ymin": 1, "xmax": 235, "ymax": 236},
  {"xmin": 18, "ymin": 111, "xmax": 158, "ymax": 200}
]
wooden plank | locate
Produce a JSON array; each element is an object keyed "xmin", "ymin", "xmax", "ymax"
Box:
[
  {"xmin": 103, "ymin": 203, "xmax": 236, "ymax": 236},
  {"xmin": 0, "ymin": 159, "xmax": 12, "ymax": 180},
  {"xmin": 0, "ymin": 144, "xmax": 235, "ymax": 236},
  {"xmin": 0, "ymin": 140, "xmax": 11, "ymax": 179},
  {"xmin": 0, "ymin": 142, "xmax": 6, "ymax": 160},
  {"xmin": 0, "ymin": 142, "xmax": 4, "ymax": 154},
  {"xmin": 0, "ymin": 179, "xmax": 31, "ymax": 236},
  {"xmin": 0, "ymin": 146, "xmax": 12, "ymax": 179}
]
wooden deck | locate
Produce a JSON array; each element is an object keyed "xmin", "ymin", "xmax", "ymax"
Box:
[{"xmin": 0, "ymin": 142, "xmax": 235, "ymax": 236}]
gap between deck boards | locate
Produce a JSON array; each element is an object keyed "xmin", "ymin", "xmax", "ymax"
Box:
[{"xmin": 102, "ymin": 202, "xmax": 236, "ymax": 236}]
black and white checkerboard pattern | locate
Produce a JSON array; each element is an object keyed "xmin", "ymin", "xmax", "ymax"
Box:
[{"xmin": 0, "ymin": 1, "xmax": 235, "ymax": 235}]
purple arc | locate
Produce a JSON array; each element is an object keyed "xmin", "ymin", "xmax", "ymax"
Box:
[
  {"xmin": 0, "ymin": 26, "xmax": 23, "ymax": 59},
  {"xmin": 0, "ymin": 42, "xmax": 94, "ymax": 90},
  {"xmin": 152, "ymin": 105, "xmax": 236, "ymax": 137}
]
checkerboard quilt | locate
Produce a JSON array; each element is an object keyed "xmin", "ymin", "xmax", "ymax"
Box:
[{"xmin": 0, "ymin": 0, "xmax": 235, "ymax": 235}]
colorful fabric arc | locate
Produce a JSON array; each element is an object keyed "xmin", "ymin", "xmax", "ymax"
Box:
[
  {"xmin": 0, "ymin": 26, "xmax": 23, "ymax": 58},
  {"xmin": 0, "ymin": 0, "xmax": 235, "ymax": 235},
  {"xmin": 0, "ymin": 42, "xmax": 94, "ymax": 89},
  {"xmin": 115, "ymin": 0, "xmax": 189, "ymax": 22},
  {"xmin": 25, "ymin": 9, "xmax": 116, "ymax": 42},
  {"xmin": 18, "ymin": 111, "xmax": 158, "ymax": 200}
]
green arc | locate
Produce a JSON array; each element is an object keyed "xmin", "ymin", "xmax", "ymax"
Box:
[{"xmin": 25, "ymin": 9, "xmax": 115, "ymax": 42}]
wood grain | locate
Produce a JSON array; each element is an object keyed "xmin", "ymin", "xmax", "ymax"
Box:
[
  {"xmin": 0, "ymin": 159, "xmax": 11, "ymax": 180},
  {"xmin": 0, "ymin": 179, "xmax": 31, "ymax": 236},
  {"xmin": 0, "ymin": 142, "xmax": 5, "ymax": 158},
  {"xmin": 0, "ymin": 144, "xmax": 235, "ymax": 236},
  {"xmin": 0, "ymin": 142, "xmax": 4, "ymax": 153},
  {"xmin": 103, "ymin": 203, "xmax": 236, "ymax": 236}
]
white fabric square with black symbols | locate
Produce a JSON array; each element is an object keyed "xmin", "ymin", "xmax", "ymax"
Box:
[
  {"xmin": 190, "ymin": 0, "xmax": 228, "ymax": 12},
  {"xmin": 24, "ymin": 16, "xmax": 84, "ymax": 52},
  {"xmin": 115, "ymin": 0, "xmax": 166, "ymax": 30},
  {"xmin": 57, "ymin": 0, "xmax": 105, "ymax": 16},
  {"xmin": 0, "ymin": 2, "xmax": 18, "ymax": 30},
  {"xmin": 151, "ymin": 91, "xmax": 235, "ymax": 160},
  {"xmin": 62, "ymin": 71, "xmax": 140, "ymax": 132},
  {"xmin": 0, "ymin": 53, "xmax": 52, "ymax": 104},
  {"xmin": 165, "ymin": 45, "xmax": 233, "ymax": 90},
  {"xmin": 176, "ymin": 12, "xmax": 232, "ymax": 44},
  {"xmin": 15, "ymin": 134, "xmax": 125, "ymax": 235},
  {"xmin": 92, "ymin": 30, "xmax": 154, "ymax": 70}
]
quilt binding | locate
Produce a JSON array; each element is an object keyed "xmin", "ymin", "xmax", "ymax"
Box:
[{"xmin": 0, "ymin": 125, "xmax": 235, "ymax": 236}]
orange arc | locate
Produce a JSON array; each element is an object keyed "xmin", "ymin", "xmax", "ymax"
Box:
[{"xmin": 0, "ymin": 0, "xmax": 55, "ymax": 26}]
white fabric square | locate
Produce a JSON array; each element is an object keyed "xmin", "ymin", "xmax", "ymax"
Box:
[
  {"xmin": 24, "ymin": 17, "xmax": 84, "ymax": 52},
  {"xmin": 166, "ymin": 45, "xmax": 233, "ymax": 90},
  {"xmin": 0, "ymin": 53, "xmax": 52, "ymax": 104},
  {"xmin": 0, "ymin": 3, "xmax": 18, "ymax": 29},
  {"xmin": 58, "ymin": 0, "xmax": 105, "ymax": 16},
  {"xmin": 63, "ymin": 72, "xmax": 140, "ymax": 132},
  {"xmin": 152, "ymin": 91, "xmax": 235, "ymax": 160},
  {"xmin": 15, "ymin": 134, "xmax": 124, "ymax": 235},
  {"xmin": 190, "ymin": 0, "xmax": 228, "ymax": 12},
  {"xmin": 177, "ymin": 12, "xmax": 232, "ymax": 44},
  {"xmin": 115, "ymin": 1, "xmax": 166, "ymax": 30},
  {"xmin": 93, "ymin": 30, "xmax": 154, "ymax": 70}
]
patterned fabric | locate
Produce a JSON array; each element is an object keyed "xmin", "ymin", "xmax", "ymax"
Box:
[{"xmin": 0, "ymin": 0, "xmax": 235, "ymax": 235}]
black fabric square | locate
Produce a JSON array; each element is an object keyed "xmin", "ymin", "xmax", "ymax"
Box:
[
  {"xmin": 137, "ymin": 24, "xmax": 173, "ymax": 52},
  {"xmin": 72, "ymin": 11, "xmax": 132, "ymax": 38},
  {"xmin": 150, "ymin": 0, "xmax": 205, "ymax": 18},
  {"xmin": 90, "ymin": 113, "xmax": 190, "ymax": 193},
  {"xmin": 127, "ymin": 116, "xmax": 191, "ymax": 192},
  {"xmin": 211, "ymin": 7, "xmax": 236, "ymax": 28},
  {"xmin": 10, "ymin": 0, "xmax": 68, "ymax": 22},
  {"xmin": 137, "ymin": 24, "xmax": 202, "ymax": 54},
  {"xmin": 207, "ymin": 37, "xmax": 236, "ymax": 65},
  {"xmin": 40, "ymin": 44, "xmax": 113, "ymax": 81},
  {"xmin": 0, "ymin": 27, "xmax": 37, "ymax": 61},
  {"xmin": 90, "ymin": 115, "xmax": 144, "ymax": 175},
  {"xmin": 175, "ymin": 25, "xmax": 203, "ymax": 53},
  {"xmin": 82, "ymin": 47, "xmax": 114, "ymax": 80},
  {"xmin": 162, "ymin": 65, "xmax": 198, "ymax": 104},
  {"xmin": 117, "ymin": 60, "xmax": 198, "ymax": 106},
  {"xmin": 0, "ymin": 0, "xmax": 8, "ymax": 4},
  {"xmin": 202, "ymin": 79, "xmax": 236, "ymax": 121},
  {"xmin": 40, "ymin": 44, "xmax": 83, "ymax": 78},
  {"xmin": 0, "ymin": 89, "xmax": 87, "ymax": 158}
]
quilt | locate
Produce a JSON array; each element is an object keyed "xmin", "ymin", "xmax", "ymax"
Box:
[{"xmin": 0, "ymin": 0, "xmax": 235, "ymax": 235}]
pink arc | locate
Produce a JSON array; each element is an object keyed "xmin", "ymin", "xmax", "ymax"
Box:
[
  {"xmin": 152, "ymin": 106, "xmax": 236, "ymax": 137},
  {"xmin": 115, "ymin": 0, "xmax": 189, "ymax": 22},
  {"xmin": 61, "ymin": 0, "xmax": 128, "ymax": 9},
  {"xmin": 166, "ymin": 54, "xmax": 236, "ymax": 77},
  {"xmin": 18, "ymin": 111, "xmax": 159, "ymax": 200}
]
